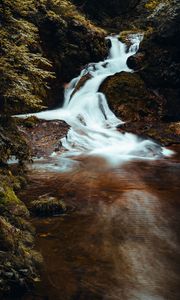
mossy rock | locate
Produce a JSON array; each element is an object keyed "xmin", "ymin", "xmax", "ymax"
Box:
[
  {"xmin": 0, "ymin": 217, "xmax": 19, "ymax": 251},
  {"xmin": 119, "ymin": 121, "xmax": 180, "ymax": 146},
  {"xmin": 30, "ymin": 196, "xmax": 67, "ymax": 217},
  {"xmin": 119, "ymin": 30, "xmax": 144, "ymax": 47},
  {"xmin": 0, "ymin": 116, "xmax": 30, "ymax": 167},
  {"xmin": 144, "ymin": 0, "xmax": 165, "ymax": 10},
  {"xmin": 100, "ymin": 72, "xmax": 163, "ymax": 123},
  {"xmin": 0, "ymin": 184, "xmax": 20, "ymax": 205},
  {"xmin": 0, "ymin": 177, "xmax": 42, "ymax": 296}
]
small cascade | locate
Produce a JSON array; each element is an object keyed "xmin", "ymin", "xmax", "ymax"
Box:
[{"xmin": 18, "ymin": 34, "xmax": 173, "ymax": 166}]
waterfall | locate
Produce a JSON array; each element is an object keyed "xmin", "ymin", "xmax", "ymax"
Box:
[{"xmin": 18, "ymin": 34, "xmax": 173, "ymax": 165}]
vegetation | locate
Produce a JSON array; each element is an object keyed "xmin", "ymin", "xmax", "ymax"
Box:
[
  {"xmin": 0, "ymin": 1, "xmax": 55, "ymax": 113},
  {"xmin": 0, "ymin": 170, "xmax": 42, "ymax": 296},
  {"xmin": 0, "ymin": 0, "xmax": 106, "ymax": 115},
  {"xmin": 0, "ymin": 0, "xmax": 107, "ymax": 168},
  {"xmin": 144, "ymin": 0, "xmax": 166, "ymax": 10}
]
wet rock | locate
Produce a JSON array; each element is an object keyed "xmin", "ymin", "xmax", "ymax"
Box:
[
  {"xmin": 119, "ymin": 30, "xmax": 144, "ymax": 47},
  {"xmin": 30, "ymin": 196, "xmax": 67, "ymax": 217},
  {"xmin": 100, "ymin": 72, "xmax": 164, "ymax": 123},
  {"xmin": 18, "ymin": 119, "xmax": 69, "ymax": 158},
  {"xmin": 70, "ymin": 73, "xmax": 92, "ymax": 99},
  {"xmin": 127, "ymin": 52, "xmax": 145, "ymax": 70},
  {"xmin": 118, "ymin": 121, "xmax": 180, "ymax": 146},
  {"xmin": 127, "ymin": 0, "xmax": 180, "ymax": 122}
]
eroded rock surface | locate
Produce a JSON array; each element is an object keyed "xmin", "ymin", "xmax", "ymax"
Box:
[{"xmin": 18, "ymin": 117, "xmax": 69, "ymax": 158}]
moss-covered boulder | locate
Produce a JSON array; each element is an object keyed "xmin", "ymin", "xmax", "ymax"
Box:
[
  {"xmin": 100, "ymin": 72, "xmax": 164, "ymax": 123},
  {"xmin": 30, "ymin": 196, "xmax": 67, "ymax": 217},
  {"xmin": 100, "ymin": 70, "xmax": 180, "ymax": 144}
]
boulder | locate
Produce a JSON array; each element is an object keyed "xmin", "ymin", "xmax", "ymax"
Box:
[
  {"xmin": 30, "ymin": 196, "xmax": 67, "ymax": 217},
  {"xmin": 99, "ymin": 71, "xmax": 180, "ymax": 144},
  {"xmin": 100, "ymin": 72, "xmax": 164, "ymax": 123}
]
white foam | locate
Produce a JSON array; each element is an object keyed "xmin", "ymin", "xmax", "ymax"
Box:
[{"xmin": 16, "ymin": 34, "xmax": 173, "ymax": 165}]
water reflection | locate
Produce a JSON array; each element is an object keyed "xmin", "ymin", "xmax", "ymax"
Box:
[{"xmin": 17, "ymin": 152, "xmax": 180, "ymax": 300}]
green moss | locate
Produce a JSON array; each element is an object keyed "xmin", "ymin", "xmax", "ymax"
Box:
[
  {"xmin": 0, "ymin": 172, "xmax": 42, "ymax": 295},
  {"xmin": 145, "ymin": 0, "xmax": 159, "ymax": 10},
  {"xmin": 0, "ymin": 0, "xmax": 106, "ymax": 114},
  {"xmin": 0, "ymin": 1, "xmax": 55, "ymax": 113},
  {"xmin": 21, "ymin": 116, "xmax": 40, "ymax": 128},
  {"xmin": 100, "ymin": 72, "xmax": 162, "ymax": 122},
  {"xmin": 0, "ymin": 185, "xmax": 20, "ymax": 205},
  {"xmin": 144, "ymin": 0, "xmax": 168, "ymax": 10},
  {"xmin": 0, "ymin": 116, "xmax": 30, "ymax": 166},
  {"xmin": 0, "ymin": 217, "xmax": 18, "ymax": 250}
]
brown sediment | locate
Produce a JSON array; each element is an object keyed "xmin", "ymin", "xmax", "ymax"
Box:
[{"xmin": 12, "ymin": 145, "xmax": 180, "ymax": 300}]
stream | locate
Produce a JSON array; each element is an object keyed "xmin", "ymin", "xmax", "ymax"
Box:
[
  {"xmin": 20, "ymin": 34, "xmax": 172, "ymax": 167},
  {"xmin": 13, "ymin": 35, "xmax": 180, "ymax": 300},
  {"xmin": 18, "ymin": 148, "xmax": 180, "ymax": 300}
]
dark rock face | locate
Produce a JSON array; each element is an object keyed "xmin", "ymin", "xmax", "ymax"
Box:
[
  {"xmin": 100, "ymin": 72, "xmax": 164, "ymax": 122},
  {"xmin": 98, "ymin": 0, "xmax": 180, "ymax": 143},
  {"xmin": 100, "ymin": 71, "xmax": 180, "ymax": 145},
  {"xmin": 127, "ymin": 52, "xmax": 145, "ymax": 70},
  {"xmin": 32, "ymin": 2, "xmax": 108, "ymax": 109},
  {"xmin": 72, "ymin": 0, "xmax": 139, "ymax": 20},
  {"xmin": 38, "ymin": 11, "xmax": 107, "ymax": 81},
  {"xmin": 127, "ymin": 0, "xmax": 180, "ymax": 122},
  {"xmin": 156, "ymin": 0, "xmax": 180, "ymax": 45}
]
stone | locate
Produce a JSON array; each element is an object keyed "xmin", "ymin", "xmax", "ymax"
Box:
[
  {"xmin": 30, "ymin": 196, "xmax": 67, "ymax": 217},
  {"xmin": 100, "ymin": 72, "xmax": 163, "ymax": 123}
]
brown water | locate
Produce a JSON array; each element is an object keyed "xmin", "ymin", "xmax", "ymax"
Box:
[{"xmin": 17, "ymin": 147, "xmax": 180, "ymax": 300}]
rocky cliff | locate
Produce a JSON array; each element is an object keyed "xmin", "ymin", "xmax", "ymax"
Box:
[{"xmin": 100, "ymin": 0, "xmax": 180, "ymax": 144}]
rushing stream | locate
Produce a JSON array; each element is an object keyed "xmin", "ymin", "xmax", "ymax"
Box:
[
  {"xmin": 12, "ymin": 34, "xmax": 180, "ymax": 300},
  {"xmin": 20, "ymin": 34, "xmax": 172, "ymax": 168}
]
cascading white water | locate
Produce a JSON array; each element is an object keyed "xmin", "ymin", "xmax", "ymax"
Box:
[{"xmin": 18, "ymin": 34, "xmax": 173, "ymax": 166}]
